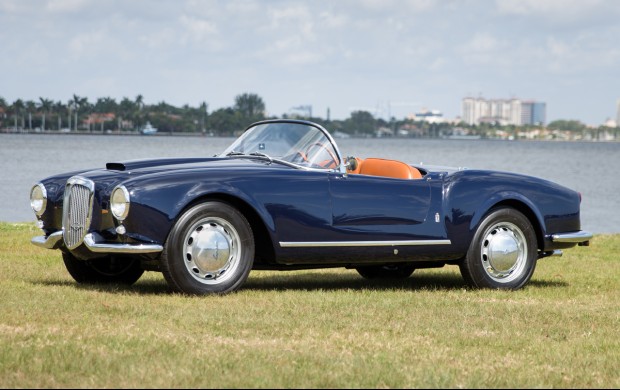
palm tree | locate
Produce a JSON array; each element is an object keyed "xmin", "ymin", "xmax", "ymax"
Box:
[
  {"xmin": 118, "ymin": 97, "xmax": 136, "ymax": 131},
  {"xmin": 54, "ymin": 101, "xmax": 64, "ymax": 130},
  {"xmin": 38, "ymin": 98, "xmax": 53, "ymax": 131},
  {"xmin": 70, "ymin": 94, "xmax": 90, "ymax": 131},
  {"xmin": 200, "ymin": 101, "xmax": 208, "ymax": 132},
  {"xmin": 25, "ymin": 100, "xmax": 36, "ymax": 131},
  {"xmin": 71, "ymin": 95, "xmax": 80, "ymax": 131},
  {"xmin": 135, "ymin": 94, "xmax": 144, "ymax": 111},
  {"xmin": 12, "ymin": 99, "xmax": 25, "ymax": 131},
  {"xmin": 134, "ymin": 95, "xmax": 145, "ymax": 128},
  {"xmin": 0, "ymin": 97, "xmax": 7, "ymax": 128},
  {"xmin": 67, "ymin": 99, "xmax": 74, "ymax": 130}
]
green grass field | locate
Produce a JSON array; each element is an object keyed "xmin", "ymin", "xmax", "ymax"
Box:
[{"xmin": 1, "ymin": 222, "xmax": 618, "ymax": 388}]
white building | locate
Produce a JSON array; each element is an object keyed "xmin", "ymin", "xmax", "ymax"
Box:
[
  {"xmin": 462, "ymin": 97, "xmax": 545, "ymax": 126},
  {"xmin": 408, "ymin": 108, "xmax": 445, "ymax": 123}
]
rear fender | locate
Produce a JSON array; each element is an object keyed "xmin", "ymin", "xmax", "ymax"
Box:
[{"xmin": 469, "ymin": 191, "xmax": 546, "ymax": 247}]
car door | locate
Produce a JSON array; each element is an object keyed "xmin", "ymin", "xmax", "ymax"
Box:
[{"xmin": 328, "ymin": 172, "xmax": 433, "ymax": 241}]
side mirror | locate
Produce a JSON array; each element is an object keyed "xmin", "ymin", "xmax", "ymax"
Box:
[{"xmin": 345, "ymin": 156, "xmax": 358, "ymax": 171}]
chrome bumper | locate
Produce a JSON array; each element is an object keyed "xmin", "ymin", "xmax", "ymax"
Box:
[
  {"xmin": 31, "ymin": 231, "xmax": 64, "ymax": 249},
  {"xmin": 31, "ymin": 231, "xmax": 163, "ymax": 254},
  {"xmin": 550, "ymin": 230, "xmax": 593, "ymax": 245}
]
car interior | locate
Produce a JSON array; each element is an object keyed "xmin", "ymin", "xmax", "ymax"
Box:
[{"xmin": 345, "ymin": 157, "xmax": 424, "ymax": 180}]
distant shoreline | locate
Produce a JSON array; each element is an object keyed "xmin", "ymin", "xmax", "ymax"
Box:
[
  {"xmin": 0, "ymin": 129, "xmax": 218, "ymax": 137},
  {"xmin": 1, "ymin": 129, "xmax": 618, "ymax": 142}
]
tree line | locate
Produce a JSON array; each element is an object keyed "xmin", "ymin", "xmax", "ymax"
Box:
[
  {"xmin": 0, "ymin": 93, "xmax": 262, "ymax": 135},
  {"xmin": 0, "ymin": 93, "xmax": 617, "ymax": 139}
]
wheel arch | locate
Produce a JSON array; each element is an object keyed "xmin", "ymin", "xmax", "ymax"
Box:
[
  {"xmin": 179, "ymin": 193, "xmax": 276, "ymax": 265},
  {"xmin": 478, "ymin": 199, "xmax": 545, "ymax": 252}
]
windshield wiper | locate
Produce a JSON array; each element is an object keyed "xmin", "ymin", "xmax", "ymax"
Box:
[
  {"xmin": 249, "ymin": 152, "xmax": 273, "ymax": 164},
  {"xmin": 225, "ymin": 150, "xmax": 281, "ymax": 166}
]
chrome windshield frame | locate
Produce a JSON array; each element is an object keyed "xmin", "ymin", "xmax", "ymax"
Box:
[{"xmin": 224, "ymin": 119, "xmax": 346, "ymax": 174}]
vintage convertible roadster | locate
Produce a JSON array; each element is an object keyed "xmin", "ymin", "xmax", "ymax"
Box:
[{"xmin": 30, "ymin": 119, "xmax": 592, "ymax": 294}]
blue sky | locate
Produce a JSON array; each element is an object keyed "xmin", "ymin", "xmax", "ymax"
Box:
[{"xmin": 1, "ymin": 0, "xmax": 619, "ymax": 125}]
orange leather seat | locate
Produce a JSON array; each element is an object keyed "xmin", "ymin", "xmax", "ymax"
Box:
[{"xmin": 358, "ymin": 158, "xmax": 423, "ymax": 180}]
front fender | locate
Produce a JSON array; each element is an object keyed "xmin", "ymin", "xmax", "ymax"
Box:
[{"xmin": 121, "ymin": 174, "xmax": 275, "ymax": 245}]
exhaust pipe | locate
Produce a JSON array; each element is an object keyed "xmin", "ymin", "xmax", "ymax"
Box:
[{"xmin": 539, "ymin": 250, "xmax": 563, "ymax": 259}]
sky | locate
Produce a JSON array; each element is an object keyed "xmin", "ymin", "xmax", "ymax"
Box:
[{"xmin": 1, "ymin": 0, "xmax": 619, "ymax": 125}]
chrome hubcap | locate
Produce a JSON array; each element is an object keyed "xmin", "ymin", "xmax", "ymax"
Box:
[
  {"xmin": 481, "ymin": 222, "xmax": 527, "ymax": 283},
  {"xmin": 183, "ymin": 217, "xmax": 241, "ymax": 284}
]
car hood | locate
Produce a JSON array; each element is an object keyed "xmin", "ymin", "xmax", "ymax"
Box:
[
  {"xmin": 41, "ymin": 157, "xmax": 290, "ymax": 198},
  {"xmin": 102, "ymin": 156, "xmax": 290, "ymax": 176},
  {"xmin": 105, "ymin": 157, "xmax": 220, "ymax": 172}
]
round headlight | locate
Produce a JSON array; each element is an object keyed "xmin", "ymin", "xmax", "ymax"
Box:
[
  {"xmin": 110, "ymin": 185, "xmax": 130, "ymax": 221},
  {"xmin": 30, "ymin": 183, "xmax": 47, "ymax": 216}
]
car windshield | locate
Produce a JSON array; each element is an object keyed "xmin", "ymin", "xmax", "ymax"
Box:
[{"xmin": 221, "ymin": 121, "xmax": 341, "ymax": 170}]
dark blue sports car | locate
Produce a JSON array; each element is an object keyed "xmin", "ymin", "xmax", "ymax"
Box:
[{"xmin": 30, "ymin": 119, "xmax": 592, "ymax": 294}]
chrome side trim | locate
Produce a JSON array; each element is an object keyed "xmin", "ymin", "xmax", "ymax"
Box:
[
  {"xmin": 279, "ymin": 239, "xmax": 451, "ymax": 248},
  {"xmin": 83, "ymin": 233, "xmax": 163, "ymax": 254},
  {"xmin": 31, "ymin": 231, "xmax": 63, "ymax": 249},
  {"xmin": 550, "ymin": 231, "xmax": 593, "ymax": 243}
]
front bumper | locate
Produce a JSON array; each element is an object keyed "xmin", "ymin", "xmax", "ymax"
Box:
[{"xmin": 31, "ymin": 231, "xmax": 163, "ymax": 254}]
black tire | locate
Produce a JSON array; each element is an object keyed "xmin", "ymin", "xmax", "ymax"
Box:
[
  {"xmin": 161, "ymin": 201, "xmax": 254, "ymax": 295},
  {"xmin": 356, "ymin": 264, "xmax": 416, "ymax": 279},
  {"xmin": 62, "ymin": 252, "xmax": 144, "ymax": 285},
  {"xmin": 459, "ymin": 207, "xmax": 538, "ymax": 290}
]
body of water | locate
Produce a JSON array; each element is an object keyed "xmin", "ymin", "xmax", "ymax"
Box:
[{"xmin": 1, "ymin": 133, "xmax": 618, "ymax": 233}]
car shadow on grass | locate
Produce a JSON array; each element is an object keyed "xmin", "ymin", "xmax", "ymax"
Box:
[
  {"xmin": 243, "ymin": 272, "xmax": 568, "ymax": 292},
  {"xmin": 33, "ymin": 271, "xmax": 568, "ymax": 295},
  {"xmin": 34, "ymin": 278, "xmax": 172, "ymax": 295},
  {"xmin": 244, "ymin": 271, "xmax": 467, "ymax": 292}
]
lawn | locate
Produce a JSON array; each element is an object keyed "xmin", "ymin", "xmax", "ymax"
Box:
[{"xmin": 1, "ymin": 222, "xmax": 618, "ymax": 388}]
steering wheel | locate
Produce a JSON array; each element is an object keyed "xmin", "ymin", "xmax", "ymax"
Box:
[{"xmin": 305, "ymin": 142, "xmax": 339, "ymax": 169}]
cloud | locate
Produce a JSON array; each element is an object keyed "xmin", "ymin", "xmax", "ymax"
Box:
[
  {"xmin": 495, "ymin": 0, "xmax": 620, "ymax": 25},
  {"xmin": 179, "ymin": 14, "xmax": 219, "ymax": 40},
  {"xmin": 68, "ymin": 30, "xmax": 107, "ymax": 57},
  {"xmin": 319, "ymin": 10, "xmax": 349, "ymax": 29},
  {"xmin": 357, "ymin": 0, "xmax": 437, "ymax": 12},
  {"xmin": 46, "ymin": 0, "xmax": 89, "ymax": 13},
  {"xmin": 464, "ymin": 33, "xmax": 501, "ymax": 53},
  {"xmin": 497, "ymin": 0, "xmax": 598, "ymax": 15}
]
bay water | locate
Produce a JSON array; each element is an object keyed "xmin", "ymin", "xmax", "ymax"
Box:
[{"xmin": 1, "ymin": 133, "xmax": 618, "ymax": 233}]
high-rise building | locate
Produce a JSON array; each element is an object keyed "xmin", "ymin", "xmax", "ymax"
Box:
[
  {"xmin": 462, "ymin": 97, "xmax": 546, "ymax": 126},
  {"xmin": 531, "ymin": 102, "xmax": 546, "ymax": 125}
]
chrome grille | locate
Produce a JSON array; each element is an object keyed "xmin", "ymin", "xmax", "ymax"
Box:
[{"xmin": 62, "ymin": 177, "xmax": 95, "ymax": 249}]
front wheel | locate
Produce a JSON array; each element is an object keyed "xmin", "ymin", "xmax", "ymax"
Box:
[
  {"xmin": 161, "ymin": 201, "xmax": 255, "ymax": 295},
  {"xmin": 62, "ymin": 252, "xmax": 144, "ymax": 285},
  {"xmin": 459, "ymin": 207, "xmax": 538, "ymax": 290}
]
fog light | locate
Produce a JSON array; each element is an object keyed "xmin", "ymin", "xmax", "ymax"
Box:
[{"xmin": 116, "ymin": 225, "xmax": 126, "ymax": 235}]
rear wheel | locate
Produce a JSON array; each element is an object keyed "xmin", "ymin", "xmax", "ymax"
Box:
[
  {"xmin": 459, "ymin": 207, "xmax": 537, "ymax": 290},
  {"xmin": 161, "ymin": 201, "xmax": 254, "ymax": 295},
  {"xmin": 356, "ymin": 264, "xmax": 416, "ymax": 279},
  {"xmin": 62, "ymin": 252, "xmax": 144, "ymax": 285}
]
